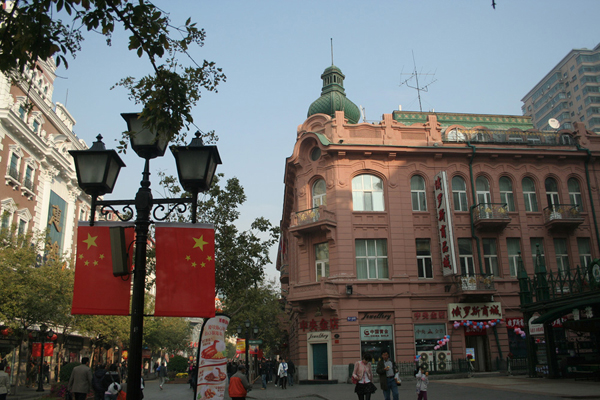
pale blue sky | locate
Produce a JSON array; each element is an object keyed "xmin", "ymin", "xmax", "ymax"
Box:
[{"xmin": 54, "ymin": 0, "xmax": 600, "ymax": 281}]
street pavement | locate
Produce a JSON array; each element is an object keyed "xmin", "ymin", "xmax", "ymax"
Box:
[{"xmin": 9, "ymin": 374, "xmax": 600, "ymax": 400}]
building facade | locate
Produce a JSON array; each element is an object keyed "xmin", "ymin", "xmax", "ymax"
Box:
[
  {"xmin": 278, "ymin": 65, "xmax": 600, "ymax": 382},
  {"xmin": 0, "ymin": 58, "xmax": 91, "ymax": 260},
  {"xmin": 522, "ymin": 43, "xmax": 600, "ymax": 133}
]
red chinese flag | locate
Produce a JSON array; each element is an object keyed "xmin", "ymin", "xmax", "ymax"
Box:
[
  {"xmin": 72, "ymin": 222, "xmax": 134, "ymax": 315},
  {"xmin": 154, "ymin": 223, "xmax": 216, "ymax": 318},
  {"xmin": 32, "ymin": 343, "xmax": 54, "ymax": 357}
]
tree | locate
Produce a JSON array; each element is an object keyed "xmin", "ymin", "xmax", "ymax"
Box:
[
  {"xmin": 0, "ymin": 228, "xmax": 73, "ymax": 387},
  {"xmin": 0, "ymin": 0, "xmax": 225, "ymax": 147}
]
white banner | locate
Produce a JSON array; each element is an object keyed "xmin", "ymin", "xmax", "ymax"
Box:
[
  {"xmin": 433, "ymin": 171, "xmax": 458, "ymax": 276},
  {"xmin": 196, "ymin": 315, "xmax": 230, "ymax": 400}
]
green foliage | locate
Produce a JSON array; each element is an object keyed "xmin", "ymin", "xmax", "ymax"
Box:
[
  {"xmin": 167, "ymin": 355, "xmax": 188, "ymax": 373},
  {"xmin": 143, "ymin": 316, "xmax": 191, "ymax": 354},
  {"xmin": 0, "ymin": 0, "xmax": 225, "ymax": 148},
  {"xmin": 60, "ymin": 362, "xmax": 80, "ymax": 382}
]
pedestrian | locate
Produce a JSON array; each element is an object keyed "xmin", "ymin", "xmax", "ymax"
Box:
[
  {"xmin": 259, "ymin": 360, "xmax": 268, "ymax": 390},
  {"xmin": 273, "ymin": 360, "xmax": 279, "ymax": 387},
  {"xmin": 92, "ymin": 364, "xmax": 107, "ymax": 400},
  {"xmin": 415, "ymin": 366, "xmax": 429, "ymax": 400},
  {"xmin": 352, "ymin": 353, "xmax": 377, "ymax": 400},
  {"xmin": 158, "ymin": 362, "xmax": 168, "ymax": 389},
  {"xmin": 228, "ymin": 364, "xmax": 252, "ymax": 400},
  {"xmin": 101, "ymin": 364, "xmax": 121, "ymax": 400},
  {"xmin": 68, "ymin": 357, "xmax": 93, "ymax": 400},
  {"xmin": 277, "ymin": 358, "xmax": 288, "ymax": 389},
  {"xmin": 376, "ymin": 350, "xmax": 399, "ymax": 400},
  {"xmin": 43, "ymin": 361, "xmax": 50, "ymax": 383},
  {"xmin": 0, "ymin": 364, "xmax": 10, "ymax": 400},
  {"xmin": 287, "ymin": 359, "xmax": 295, "ymax": 386}
]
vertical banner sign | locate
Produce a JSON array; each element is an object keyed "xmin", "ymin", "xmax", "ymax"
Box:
[
  {"xmin": 154, "ymin": 223, "xmax": 216, "ymax": 318},
  {"xmin": 47, "ymin": 191, "xmax": 67, "ymax": 262},
  {"xmin": 72, "ymin": 222, "xmax": 134, "ymax": 315},
  {"xmin": 236, "ymin": 339, "xmax": 246, "ymax": 354},
  {"xmin": 196, "ymin": 315, "xmax": 229, "ymax": 400},
  {"xmin": 434, "ymin": 171, "xmax": 458, "ymax": 276}
]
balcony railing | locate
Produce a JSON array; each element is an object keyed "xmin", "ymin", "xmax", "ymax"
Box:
[
  {"xmin": 543, "ymin": 204, "xmax": 584, "ymax": 230},
  {"xmin": 7, "ymin": 166, "xmax": 20, "ymax": 181},
  {"xmin": 472, "ymin": 203, "xmax": 510, "ymax": 230},
  {"xmin": 291, "ymin": 206, "xmax": 336, "ymax": 228},
  {"xmin": 442, "ymin": 129, "xmax": 575, "ymax": 146},
  {"xmin": 455, "ymin": 274, "xmax": 496, "ymax": 291},
  {"xmin": 23, "ymin": 177, "xmax": 34, "ymax": 191}
]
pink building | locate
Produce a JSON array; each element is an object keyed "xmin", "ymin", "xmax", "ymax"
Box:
[{"xmin": 278, "ymin": 65, "xmax": 600, "ymax": 382}]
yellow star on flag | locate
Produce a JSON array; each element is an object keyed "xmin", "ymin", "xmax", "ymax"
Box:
[
  {"xmin": 99, "ymin": 254, "xmax": 105, "ymax": 260},
  {"xmin": 83, "ymin": 233, "xmax": 98, "ymax": 249},
  {"xmin": 193, "ymin": 235, "xmax": 208, "ymax": 251},
  {"xmin": 201, "ymin": 262, "xmax": 206, "ymax": 268},
  {"xmin": 93, "ymin": 260, "xmax": 99, "ymax": 266},
  {"xmin": 84, "ymin": 260, "xmax": 89, "ymax": 266},
  {"xmin": 207, "ymin": 255, "xmax": 213, "ymax": 261},
  {"xmin": 191, "ymin": 262, "xmax": 197, "ymax": 267},
  {"xmin": 78, "ymin": 254, "xmax": 84, "ymax": 259},
  {"xmin": 185, "ymin": 255, "xmax": 191, "ymax": 261}
]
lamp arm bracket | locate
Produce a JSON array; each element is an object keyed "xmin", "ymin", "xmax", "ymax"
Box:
[
  {"xmin": 97, "ymin": 202, "xmax": 135, "ymax": 222},
  {"xmin": 152, "ymin": 200, "xmax": 190, "ymax": 222},
  {"xmin": 96, "ymin": 198, "xmax": 194, "ymax": 223}
]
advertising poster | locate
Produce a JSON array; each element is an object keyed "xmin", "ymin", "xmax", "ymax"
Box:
[
  {"xmin": 196, "ymin": 315, "xmax": 229, "ymax": 400},
  {"xmin": 236, "ymin": 338, "xmax": 246, "ymax": 354}
]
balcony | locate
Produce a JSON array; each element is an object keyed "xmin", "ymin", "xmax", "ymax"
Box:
[
  {"xmin": 21, "ymin": 177, "xmax": 35, "ymax": 199},
  {"xmin": 472, "ymin": 203, "xmax": 511, "ymax": 231},
  {"xmin": 5, "ymin": 167, "xmax": 21, "ymax": 189},
  {"xmin": 289, "ymin": 206, "xmax": 336, "ymax": 244},
  {"xmin": 280, "ymin": 265, "xmax": 289, "ymax": 284},
  {"xmin": 543, "ymin": 204, "xmax": 584, "ymax": 231},
  {"xmin": 454, "ymin": 274, "xmax": 496, "ymax": 292}
]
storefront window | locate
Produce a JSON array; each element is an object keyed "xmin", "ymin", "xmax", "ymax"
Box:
[
  {"xmin": 360, "ymin": 325, "xmax": 394, "ymax": 367},
  {"xmin": 414, "ymin": 324, "xmax": 447, "ymax": 352}
]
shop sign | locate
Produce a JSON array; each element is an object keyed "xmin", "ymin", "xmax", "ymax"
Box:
[
  {"xmin": 299, "ymin": 318, "xmax": 339, "ymax": 332},
  {"xmin": 414, "ymin": 324, "xmax": 446, "ymax": 340},
  {"xmin": 64, "ymin": 336, "xmax": 84, "ymax": 349},
  {"xmin": 142, "ymin": 349, "xmax": 151, "ymax": 358},
  {"xmin": 434, "ymin": 171, "xmax": 458, "ymax": 276},
  {"xmin": 360, "ymin": 312, "xmax": 392, "ymax": 321},
  {"xmin": 412, "ymin": 311, "xmax": 446, "ymax": 321},
  {"xmin": 464, "ymin": 325, "xmax": 486, "ymax": 336},
  {"xmin": 505, "ymin": 317, "xmax": 566, "ymax": 329},
  {"xmin": 448, "ymin": 302, "xmax": 502, "ymax": 321},
  {"xmin": 529, "ymin": 315, "xmax": 544, "ymax": 336},
  {"xmin": 347, "ymin": 317, "xmax": 357, "ymax": 322},
  {"xmin": 307, "ymin": 331, "xmax": 330, "ymax": 342},
  {"xmin": 360, "ymin": 325, "xmax": 393, "ymax": 341}
]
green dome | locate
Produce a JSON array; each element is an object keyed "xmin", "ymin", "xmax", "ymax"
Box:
[{"xmin": 307, "ymin": 65, "xmax": 361, "ymax": 124}]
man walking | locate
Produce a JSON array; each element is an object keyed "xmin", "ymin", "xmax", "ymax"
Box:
[
  {"xmin": 376, "ymin": 350, "xmax": 399, "ymax": 400},
  {"xmin": 158, "ymin": 362, "xmax": 168, "ymax": 389},
  {"xmin": 68, "ymin": 357, "xmax": 93, "ymax": 400},
  {"xmin": 287, "ymin": 359, "xmax": 295, "ymax": 386}
]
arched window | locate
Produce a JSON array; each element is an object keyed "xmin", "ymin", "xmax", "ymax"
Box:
[
  {"xmin": 545, "ymin": 178, "xmax": 560, "ymax": 210},
  {"xmin": 312, "ymin": 179, "xmax": 327, "ymax": 208},
  {"xmin": 411, "ymin": 175, "xmax": 427, "ymax": 211},
  {"xmin": 522, "ymin": 177, "xmax": 538, "ymax": 212},
  {"xmin": 499, "ymin": 177, "xmax": 515, "ymax": 211},
  {"xmin": 568, "ymin": 178, "xmax": 583, "ymax": 211},
  {"xmin": 352, "ymin": 174, "xmax": 384, "ymax": 211},
  {"xmin": 476, "ymin": 176, "xmax": 491, "ymax": 206},
  {"xmin": 452, "ymin": 176, "xmax": 468, "ymax": 211}
]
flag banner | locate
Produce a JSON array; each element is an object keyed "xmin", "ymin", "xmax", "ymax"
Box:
[
  {"xmin": 32, "ymin": 342, "xmax": 54, "ymax": 357},
  {"xmin": 72, "ymin": 222, "xmax": 134, "ymax": 315},
  {"xmin": 154, "ymin": 223, "xmax": 216, "ymax": 318},
  {"xmin": 196, "ymin": 314, "xmax": 229, "ymax": 400},
  {"xmin": 236, "ymin": 339, "xmax": 246, "ymax": 354}
]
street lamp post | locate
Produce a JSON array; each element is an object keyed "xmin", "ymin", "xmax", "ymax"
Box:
[
  {"xmin": 69, "ymin": 115, "xmax": 221, "ymax": 400},
  {"xmin": 36, "ymin": 324, "xmax": 53, "ymax": 392},
  {"xmin": 237, "ymin": 321, "xmax": 259, "ymax": 379}
]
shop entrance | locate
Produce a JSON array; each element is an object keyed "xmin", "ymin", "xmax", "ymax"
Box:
[
  {"xmin": 312, "ymin": 343, "xmax": 328, "ymax": 380},
  {"xmin": 465, "ymin": 335, "xmax": 490, "ymax": 372}
]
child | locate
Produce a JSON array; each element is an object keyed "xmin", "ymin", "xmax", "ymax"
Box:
[{"xmin": 415, "ymin": 366, "xmax": 429, "ymax": 400}]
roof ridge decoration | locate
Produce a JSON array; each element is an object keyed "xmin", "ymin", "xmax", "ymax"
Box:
[{"xmin": 307, "ymin": 65, "xmax": 360, "ymax": 124}]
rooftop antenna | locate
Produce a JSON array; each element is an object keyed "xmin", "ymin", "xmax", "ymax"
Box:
[
  {"xmin": 360, "ymin": 105, "xmax": 366, "ymax": 123},
  {"xmin": 399, "ymin": 50, "xmax": 437, "ymax": 112},
  {"xmin": 330, "ymin": 38, "xmax": 334, "ymax": 65}
]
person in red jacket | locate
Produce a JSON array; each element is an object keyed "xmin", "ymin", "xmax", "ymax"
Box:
[{"xmin": 228, "ymin": 364, "xmax": 252, "ymax": 400}]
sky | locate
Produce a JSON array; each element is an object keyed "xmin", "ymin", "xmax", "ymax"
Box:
[{"xmin": 52, "ymin": 0, "xmax": 600, "ymax": 282}]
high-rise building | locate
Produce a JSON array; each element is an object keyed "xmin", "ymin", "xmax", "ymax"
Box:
[
  {"xmin": 279, "ymin": 64, "xmax": 600, "ymax": 382},
  {"xmin": 521, "ymin": 43, "xmax": 600, "ymax": 133},
  {"xmin": 0, "ymin": 58, "xmax": 91, "ymax": 260}
]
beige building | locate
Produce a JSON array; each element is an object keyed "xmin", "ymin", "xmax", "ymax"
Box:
[
  {"xmin": 0, "ymin": 58, "xmax": 91, "ymax": 259},
  {"xmin": 522, "ymin": 43, "xmax": 600, "ymax": 133},
  {"xmin": 278, "ymin": 64, "xmax": 600, "ymax": 382}
]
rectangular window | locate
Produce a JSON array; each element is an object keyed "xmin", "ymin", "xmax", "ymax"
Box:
[
  {"xmin": 458, "ymin": 238, "xmax": 475, "ymax": 276},
  {"xmin": 18, "ymin": 219, "xmax": 26, "ymax": 236},
  {"xmin": 523, "ymin": 189, "xmax": 538, "ymax": 212},
  {"xmin": 507, "ymin": 238, "xmax": 521, "ymax": 277},
  {"xmin": 315, "ymin": 242, "xmax": 330, "ymax": 281},
  {"xmin": 411, "ymin": 190, "xmax": 427, "ymax": 211},
  {"xmin": 416, "ymin": 239, "xmax": 432, "ymax": 279},
  {"xmin": 577, "ymin": 237, "xmax": 592, "ymax": 269},
  {"xmin": 530, "ymin": 238, "xmax": 545, "ymax": 268},
  {"xmin": 482, "ymin": 238, "xmax": 499, "ymax": 276},
  {"xmin": 1, "ymin": 212, "xmax": 10, "ymax": 230},
  {"xmin": 356, "ymin": 239, "xmax": 388, "ymax": 279},
  {"xmin": 554, "ymin": 238, "xmax": 569, "ymax": 275}
]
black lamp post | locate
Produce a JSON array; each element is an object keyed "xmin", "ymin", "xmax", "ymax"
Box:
[
  {"xmin": 69, "ymin": 113, "xmax": 221, "ymax": 400},
  {"xmin": 36, "ymin": 324, "xmax": 53, "ymax": 392},
  {"xmin": 237, "ymin": 320, "xmax": 259, "ymax": 379}
]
